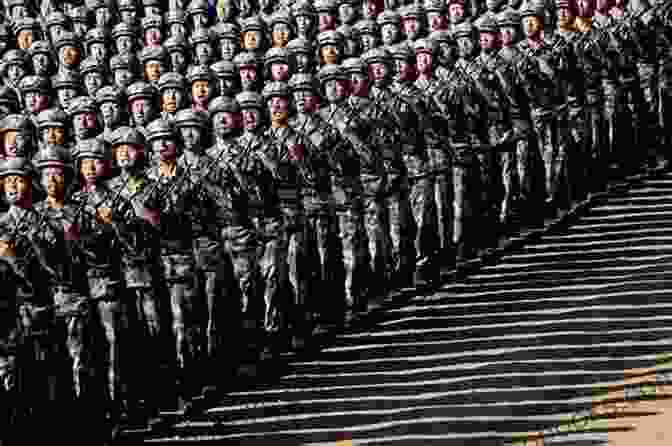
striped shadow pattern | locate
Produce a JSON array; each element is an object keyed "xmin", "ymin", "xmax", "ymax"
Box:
[{"xmin": 123, "ymin": 173, "xmax": 672, "ymax": 445}]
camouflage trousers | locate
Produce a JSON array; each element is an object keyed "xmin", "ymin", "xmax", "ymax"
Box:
[
  {"xmin": 424, "ymin": 148, "xmax": 453, "ymax": 258},
  {"xmin": 638, "ymin": 62, "xmax": 661, "ymax": 152},
  {"xmin": 383, "ymin": 175, "xmax": 413, "ymax": 283},
  {"xmin": 658, "ymin": 70, "xmax": 672, "ymax": 151},
  {"xmin": 256, "ymin": 216, "xmax": 290, "ymax": 335},
  {"xmin": 453, "ymin": 147, "xmax": 480, "ymax": 260},
  {"xmin": 160, "ymin": 252, "xmax": 202, "ymax": 376},
  {"xmin": 603, "ymin": 81, "xmax": 620, "ymax": 163},
  {"xmin": 532, "ymin": 108, "xmax": 569, "ymax": 204},
  {"xmin": 361, "ymin": 174, "xmax": 389, "ymax": 295}
]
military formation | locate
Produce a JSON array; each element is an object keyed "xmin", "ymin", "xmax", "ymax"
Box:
[{"xmin": 0, "ymin": 0, "xmax": 670, "ymax": 442}]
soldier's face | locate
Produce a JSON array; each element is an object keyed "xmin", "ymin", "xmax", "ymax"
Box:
[
  {"xmin": 363, "ymin": 0, "xmax": 379, "ymax": 18},
  {"xmin": 241, "ymin": 109, "xmax": 260, "ymax": 130},
  {"xmin": 523, "ymin": 16, "xmax": 542, "ymax": 36},
  {"xmin": 295, "ymin": 54, "xmax": 310, "ymax": 72},
  {"xmin": 321, "ymin": 46, "xmax": 339, "ymax": 65},
  {"xmin": 74, "ymin": 23, "xmax": 88, "ymax": 38},
  {"xmin": 217, "ymin": 78, "xmax": 236, "ymax": 96},
  {"xmin": 145, "ymin": 29, "xmax": 162, "ymax": 46},
  {"xmin": 293, "ymin": 90, "xmax": 320, "ymax": 113},
  {"xmin": 428, "ymin": 13, "xmax": 448, "ymax": 31},
  {"xmin": 145, "ymin": 62, "xmax": 162, "ymax": 82},
  {"xmin": 416, "ymin": 52, "xmax": 433, "ymax": 73},
  {"xmin": 100, "ymin": 102, "xmax": 120, "ymax": 125},
  {"xmin": 220, "ymin": 39, "xmax": 237, "ymax": 60},
  {"xmin": 114, "ymin": 69, "xmax": 134, "ymax": 88},
  {"xmin": 318, "ymin": 13, "xmax": 337, "ymax": 32},
  {"xmin": 17, "ymin": 30, "xmax": 33, "ymax": 50},
  {"xmin": 344, "ymin": 38, "xmax": 358, "ymax": 57},
  {"xmin": 61, "ymin": 46, "xmax": 81, "ymax": 67},
  {"xmin": 499, "ymin": 26, "xmax": 517, "ymax": 46},
  {"xmin": 25, "ymin": 92, "xmax": 49, "ymax": 114},
  {"xmin": 271, "ymin": 63, "xmax": 290, "ymax": 81},
  {"xmin": 240, "ymin": 67, "xmax": 257, "ymax": 83},
  {"xmin": 394, "ymin": 59, "xmax": 414, "ymax": 81},
  {"xmin": 162, "ymin": 88, "xmax": 183, "ymax": 113},
  {"xmin": 577, "ymin": 0, "xmax": 593, "ymax": 16},
  {"xmin": 360, "ymin": 34, "xmax": 377, "ymax": 52},
  {"xmin": 243, "ymin": 31, "xmax": 260, "ymax": 50},
  {"xmin": 381, "ymin": 24, "xmax": 399, "ymax": 46},
  {"xmin": 58, "ymin": 89, "xmax": 77, "ymax": 109},
  {"xmin": 131, "ymin": 99, "xmax": 153, "ymax": 125},
  {"xmin": 75, "ymin": 112, "xmax": 97, "ymax": 131},
  {"xmin": 402, "ymin": 18, "xmax": 420, "ymax": 39},
  {"xmin": 479, "ymin": 32, "xmax": 497, "ymax": 50},
  {"xmin": 80, "ymin": 158, "xmax": 105, "ymax": 182},
  {"xmin": 369, "ymin": 62, "xmax": 388, "ymax": 81},
  {"xmin": 196, "ymin": 44, "xmax": 212, "ymax": 64},
  {"xmin": 45, "ymin": 126, "xmax": 66, "ymax": 145},
  {"xmin": 117, "ymin": 36, "xmax": 133, "ymax": 53},
  {"xmin": 170, "ymin": 52, "xmax": 186, "ymax": 71},
  {"xmin": 3, "ymin": 131, "xmax": 20, "ymax": 157},
  {"xmin": 89, "ymin": 43, "xmax": 107, "ymax": 62},
  {"xmin": 192, "ymin": 80, "xmax": 210, "ymax": 100},
  {"xmin": 448, "ymin": 4, "xmax": 465, "ymax": 22},
  {"xmin": 324, "ymin": 79, "xmax": 347, "ymax": 102},
  {"xmin": 213, "ymin": 111, "xmax": 237, "ymax": 134},
  {"xmin": 339, "ymin": 4, "xmax": 356, "ymax": 24},
  {"xmin": 121, "ymin": 10, "xmax": 135, "ymax": 24},
  {"xmin": 193, "ymin": 13, "xmax": 207, "ymax": 29},
  {"xmin": 41, "ymin": 167, "xmax": 66, "ymax": 198},
  {"xmin": 7, "ymin": 65, "xmax": 24, "ymax": 81},
  {"xmin": 85, "ymin": 73, "xmax": 104, "ymax": 96},
  {"xmin": 272, "ymin": 24, "xmax": 291, "ymax": 48},
  {"xmin": 269, "ymin": 96, "xmax": 289, "ymax": 122},
  {"xmin": 95, "ymin": 8, "xmax": 111, "ymax": 27},
  {"xmin": 295, "ymin": 15, "xmax": 312, "ymax": 35},
  {"xmin": 152, "ymin": 138, "xmax": 177, "ymax": 160},
  {"xmin": 457, "ymin": 36, "xmax": 475, "ymax": 57},
  {"xmin": 4, "ymin": 175, "xmax": 30, "ymax": 204},
  {"xmin": 145, "ymin": 6, "xmax": 161, "ymax": 16},
  {"xmin": 350, "ymin": 73, "xmax": 368, "ymax": 96},
  {"xmin": 179, "ymin": 126, "xmax": 202, "ymax": 151}
]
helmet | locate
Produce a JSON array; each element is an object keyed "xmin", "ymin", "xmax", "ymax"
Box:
[
  {"xmin": 262, "ymin": 81, "xmax": 290, "ymax": 100},
  {"xmin": 288, "ymin": 73, "xmax": 317, "ymax": 91},
  {"xmin": 34, "ymin": 145, "xmax": 70, "ymax": 170},
  {"xmin": 0, "ymin": 156, "xmax": 33, "ymax": 177},
  {"xmin": 209, "ymin": 96, "xmax": 240, "ymax": 114},
  {"xmin": 74, "ymin": 137, "xmax": 108, "ymax": 160},
  {"xmin": 109, "ymin": 126, "xmax": 145, "ymax": 147},
  {"xmin": 317, "ymin": 63, "xmax": 345, "ymax": 83},
  {"xmin": 51, "ymin": 71, "xmax": 82, "ymax": 90},
  {"xmin": 127, "ymin": 81, "xmax": 155, "ymax": 102},
  {"xmin": 139, "ymin": 46, "xmax": 168, "ymax": 64},
  {"xmin": 174, "ymin": 109, "xmax": 207, "ymax": 128},
  {"xmin": 145, "ymin": 119, "xmax": 175, "ymax": 141},
  {"xmin": 157, "ymin": 72, "xmax": 186, "ymax": 91},
  {"xmin": 19, "ymin": 75, "xmax": 50, "ymax": 94},
  {"xmin": 67, "ymin": 96, "xmax": 97, "ymax": 116},
  {"xmin": 36, "ymin": 108, "xmax": 68, "ymax": 129},
  {"xmin": 95, "ymin": 85, "xmax": 125, "ymax": 105},
  {"xmin": 235, "ymin": 91, "xmax": 263, "ymax": 109},
  {"xmin": 186, "ymin": 64, "xmax": 213, "ymax": 83}
]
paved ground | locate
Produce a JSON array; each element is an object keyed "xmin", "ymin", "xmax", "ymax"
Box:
[{"xmin": 124, "ymin": 171, "xmax": 672, "ymax": 445}]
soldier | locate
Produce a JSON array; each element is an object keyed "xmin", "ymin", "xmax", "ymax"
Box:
[
  {"xmin": 211, "ymin": 60, "xmax": 240, "ymax": 97},
  {"xmin": 216, "ymin": 0, "xmax": 237, "ymax": 23},
  {"xmin": 19, "ymin": 76, "xmax": 52, "ymax": 122},
  {"xmin": 425, "ymin": 0, "xmax": 449, "ymax": 33},
  {"xmin": 317, "ymin": 30, "xmax": 344, "ymax": 66},
  {"xmin": 112, "ymin": 23, "xmax": 138, "ymax": 56},
  {"xmin": 68, "ymin": 96, "xmax": 100, "ymax": 145},
  {"xmin": 106, "ymin": 126, "xmax": 166, "ymax": 423},
  {"xmin": 269, "ymin": 11, "xmax": 293, "ymax": 49},
  {"xmin": 158, "ymin": 72, "xmax": 188, "ymax": 124},
  {"xmin": 29, "ymin": 41, "xmax": 56, "ymax": 79},
  {"xmin": 119, "ymin": 0, "xmax": 138, "ymax": 26},
  {"xmin": 166, "ymin": 35, "xmax": 191, "ymax": 74},
  {"xmin": 1, "ymin": 114, "xmax": 37, "ymax": 160},
  {"xmin": 186, "ymin": 0, "xmax": 210, "ymax": 32},
  {"xmin": 166, "ymin": 9, "xmax": 188, "ymax": 38},
  {"xmin": 140, "ymin": 47, "xmax": 168, "ymax": 88},
  {"xmin": 44, "ymin": 11, "xmax": 70, "ymax": 44},
  {"xmin": 142, "ymin": 14, "xmax": 164, "ymax": 50},
  {"xmin": 0, "ymin": 24, "xmax": 11, "ymax": 55},
  {"xmin": 473, "ymin": 15, "xmax": 521, "ymax": 227},
  {"xmin": 316, "ymin": 64, "xmax": 368, "ymax": 321},
  {"xmin": 337, "ymin": 23, "xmax": 360, "ymax": 58},
  {"xmin": 35, "ymin": 108, "xmax": 71, "ymax": 157},
  {"xmin": 378, "ymin": 10, "xmax": 402, "ymax": 47},
  {"xmin": 127, "ymin": 81, "xmax": 159, "ymax": 137},
  {"xmin": 141, "ymin": 119, "xmax": 205, "ymax": 409},
  {"xmin": 52, "ymin": 71, "xmax": 83, "ymax": 112},
  {"xmin": 215, "ymin": 22, "xmax": 240, "ymax": 61},
  {"xmin": 259, "ymin": 0, "xmax": 276, "ymax": 26},
  {"xmin": 447, "ymin": 0, "xmax": 468, "ymax": 36},
  {"xmin": 287, "ymin": 37, "xmax": 316, "ymax": 74},
  {"xmin": 414, "ymin": 38, "xmax": 454, "ymax": 268},
  {"xmin": 400, "ymin": 4, "xmax": 425, "ymax": 42},
  {"xmin": 68, "ymin": 6, "xmax": 90, "ymax": 40},
  {"xmin": 1, "ymin": 50, "xmax": 30, "ymax": 109},
  {"xmin": 88, "ymin": 0, "xmax": 115, "ymax": 29},
  {"xmin": 187, "ymin": 65, "xmax": 214, "ymax": 113},
  {"xmin": 292, "ymin": 0, "xmax": 318, "ymax": 41},
  {"xmin": 190, "ymin": 29, "xmax": 215, "ymax": 66},
  {"xmin": 354, "ymin": 19, "xmax": 380, "ymax": 52},
  {"xmin": 0, "ymin": 87, "xmax": 20, "ymax": 119},
  {"xmin": 338, "ymin": 0, "xmax": 359, "ymax": 27},
  {"xmin": 96, "ymin": 86, "xmax": 127, "ymax": 144},
  {"xmin": 240, "ymin": 16, "xmax": 268, "ymax": 56},
  {"xmin": 288, "ymin": 73, "xmax": 341, "ymax": 338},
  {"xmin": 143, "ymin": 0, "xmax": 163, "ymax": 17},
  {"xmin": 80, "ymin": 57, "xmax": 107, "ymax": 100},
  {"xmin": 13, "ymin": 17, "xmax": 41, "ymax": 52},
  {"xmin": 497, "ymin": 8, "xmax": 537, "ymax": 213},
  {"xmin": 265, "ymin": 47, "xmax": 291, "ymax": 82},
  {"xmin": 234, "ymin": 51, "xmax": 263, "ymax": 92},
  {"xmin": 85, "ymin": 28, "xmax": 110, "ymax": 66},
  {"xmin": 0, "ymin": 156, "xmax": 59, "ymax": 444},
  {"xmin": 53, "ymin": 31, "xmax": 82, "ymax": 74},
  {"xmin": 70, "ymin": 137, "xmax": 134, "ymax": 437},
  {"xmin": 316, "ymin": 0, "xmax": 339, "ymax": 32}
]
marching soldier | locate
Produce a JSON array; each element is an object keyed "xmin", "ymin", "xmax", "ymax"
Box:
[
  {"xmin": 211, "ymin": 60, "xmax": 240, "ymax": 97},
  {"xmin": 166, "ymin": 35, "xmax": 191, "ymax": 74},
  {"xmin": 215, "ymin": 22, "xmax": 240, "ymax": 62},
  {"xmin": 29, "ymin": 41, "xmax": 56, "ymax": 79},
  {"xmin": 67, "ymin": 96, "xmax": 100, "ymax": 145},
  {"xmin": 158, "ymin": 72, "xmax": 188, "ymax": 124},
  {"xmin": 235, "ymin": 50, "xmax": 263, "ymax": 92},
  {"xmin": 127, "ymin": 82, "xmax": 160, "ymax": 138},
  {"xmin": 96, "ymin": 86, "xmax": 127, "ymax": 145},
  {"xmin": 52, "ymin": 71, "xmax": 83, "ymax": 113},
  {"xmin": 34, "ymin": 108, "xmax": 72, "ymax": 158},
  {"xmin": 287, "ymin": 37, "xmax": 316, "ymax": 74},
  {"xmin": 140, "ymin": 47, "xmax": 168, "ymax": 88},
  {"xmin": 187, "ymin": 65, "xmax": 214, "ymax": 113},
  {"xmin": 81, "ymin": 57, "xmax": 108, "ymax": 100},
  {"xmin": 190, "ymin": 28, "xmax": 215, "ymax": 66}
]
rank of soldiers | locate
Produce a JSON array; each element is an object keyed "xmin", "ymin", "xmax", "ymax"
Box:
[{"xmin": 0, "ymin": 0, "xmax": 669, "ymax": 442}]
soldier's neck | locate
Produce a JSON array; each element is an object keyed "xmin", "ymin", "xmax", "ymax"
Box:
[
  {"xmin": 46, "ymin": 196, "xmax": 65, "ymax": 209},
  {"xmin": 159, "ymin": 158, "xmax": 178, "ymax": 177},
  {"xmin": 271, "ymin": 120, "xmax": 289, "ymax": 129}
]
